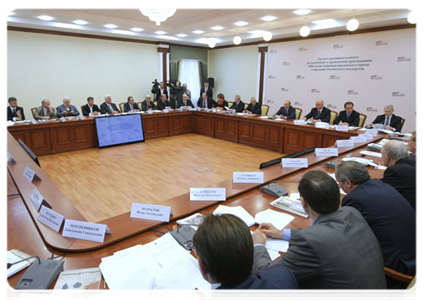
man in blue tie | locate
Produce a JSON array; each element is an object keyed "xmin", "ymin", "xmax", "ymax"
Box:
[
  {"xmin": 368, "ymin": 104, "xmax": 403, "ymax": 132},
  {"xmin": 333, "ymin": 101, "xmax": 360, "ymax": 126}
]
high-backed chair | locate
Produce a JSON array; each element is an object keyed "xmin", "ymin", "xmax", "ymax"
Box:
[
  {"xmin": 154, "ymin": 101, "xmax": 158, "ymax": 107},
  {"xmin": 31, "ymin": 107, "xmax": 37, "ymax": 119},
  {"xmin": 80, "ymin": 105, "xmax": 85, "ymax": 115},
  {"xmin": 384, "ymin": 266, "xmax": 414, "ymax": 286},
  {"xmin": 227, "ymin": 102, "xmax": 233, "ymax": 108},
  {"xmin": 358, "ymin": 113, "xmax": 367, "ymax": 128},
  {"xmin": 244, "ymin": 103, "xmax": 248, "ymax": 110},
  {"xmin": 119, "ymin": 102, "xmax": 125, "ymax": 113},
  {"xmin": 294, "ymin": 108, "xmax": 302, "ymax": 119},
  {"xmin": 261, "ymin": 105, "xmax": 269, "ymax": 116},
  {"xmin": 400, "ymin": 118, "xmax": 406, "ymax": 131},
  {"xmin": 329, "ymin": 111, "xmax": 338, "ymax": 125},
  {"xmin": 137, "ymin": 102, "xmax": 143, "ymax": 110}
]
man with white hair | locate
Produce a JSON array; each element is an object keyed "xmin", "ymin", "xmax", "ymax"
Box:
[
  {"xmin": 245, "ymin": 97, "xmax": 262, "ymax": 115},
  {"xmin": 368, "ymin": 105, "xmax": 403, "ymax": 132},
  {"xmin": 56, "ymin": 97, "xmax": 80, "ymax": 117},
  {"xmin": 141, "ymin": 94, "xmax": 156, "ymax": 111},
  {"xmin": 100, "ymin": 94, "xmax": 120, "ymax": 114},
  {"xmin": 303, "ymin": 99, "xmax": 331, "ymax": 123},
  {"xmin": 230, "ymin": 95, "xmax": 245, "ymax": 113},
  {"xmin": 381, "ymin": 140, "xmax": 416, "ymax": 210},
  {"xmin": 177, "ymin": 93, "xmax": 194, "ymax": 109}
]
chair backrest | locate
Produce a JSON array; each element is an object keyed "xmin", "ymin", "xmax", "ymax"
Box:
[
  {"xmin": 261, "ymin": 105, "xmax": 269, "ymax": 116},
  {"xmin": 294, "ymin": 108, "xmax": 302, "ymax": 119},
  {"xmin": 227, "ymin": 101, "xmax": 233, "ymax": 108},
  {"xmin": 400, "ymin": 118, "xmax": 406, "ymax": 131},
  {"xmin": 330, "ymin": 111, "xmax": 338, "ymax": 125},
  {"xmin": 358, "ymin": 113, "xmax": 367, "ymax": 128},
  {"xmin": 137, "ymin": 102, "xmax": 142, "ymax": 109},
  {"xmin": 154, "ymin": 101, "xmax": 158, "ymax": 107},
  {"xmin": 31, "ymin": 107, "xmax": 37, "ymax": 119},
  {"xmin": 384, "ymin": 266, "xmax": 414, "ymax": 285},
  {"xmin": 80, "ymin": 105, "xmax": 85, "ymax": 114},
  {"xmin": 244, "ymin": 103, "xmax": 249, "ymax": 109},
  {"xmin": 119, "ymin": 102, "xmax": 125, "ymax": 112}
]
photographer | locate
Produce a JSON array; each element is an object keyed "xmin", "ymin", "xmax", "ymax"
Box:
[
  {"xmin": 151, "ymin": 80, "xmax": 168, "ymax": 102},
  {"xmin": 168, "ymin": 80, "xmax": 183, "ymax": 109}
]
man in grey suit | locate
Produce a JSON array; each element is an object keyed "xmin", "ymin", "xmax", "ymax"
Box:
[
  {"xmin": 252, "ymin": 170, "xmax": 386, "ymax": 289},
  {"xmin": 35, "ymin": 99, "xmax": 56, "ymax": 120}
]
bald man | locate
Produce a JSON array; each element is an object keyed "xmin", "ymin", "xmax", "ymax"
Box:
[{"xmin": 303, "ymin": 100, "xmax": 331, "ymax": 123}]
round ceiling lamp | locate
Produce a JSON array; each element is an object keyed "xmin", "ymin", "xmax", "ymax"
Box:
[
  {"xmin": 263, "ymin": 31, "xmax": 273, "ymax": 42},
  {"xmin": 140, "ymin": 9, "xmax": 176, "ymax": 26},
  {"xmin": 299, "ymin": 25, "xmax": 310, "ymax": 37},
  {"xmin": 407, "ymin": 11, "xmax": 416, "ymax": 24},
  {"xmin": 233, "ymin": 35, "xmax": 242, "ymax": 45},
  {"xmin": 346, "ymin": 18, "xmax": 359, "ymax": 31}
]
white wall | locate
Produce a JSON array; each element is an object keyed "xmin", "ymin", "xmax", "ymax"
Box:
[
  {"xmin": 208, "ymin": 45, "xmax": 258, "ymax": 103},
  {"xmin": 7, "ymin": 31, "xmax": 159, "ymax": 114}
]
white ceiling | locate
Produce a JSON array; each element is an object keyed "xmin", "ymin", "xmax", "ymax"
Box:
[{"xmin": 7, "ymin": 9, "xmax": 412, "ymax": 47}]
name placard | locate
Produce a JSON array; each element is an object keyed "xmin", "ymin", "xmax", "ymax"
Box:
[
  {"xmin": 366, "ymin": 129, "xmax": 378, "ymax": 136},
  {"xmin": 23, "ymin": 166, "xmax": 41, "ymax": 183},
  {"xmin": 130, "ymin": 203, "xmax": 172, "ymax": 222},
  {"xmin": 350, "ymin": 136, "xmax": 367, "ymax": 143},
  {"xmin": 335, "ymin": 125, "xmax": 348, "ymax": 131},
  {"xmin": 361, "ymin": 134, "xmax": 374, "ymax": 141},
  {"xmin": 30, "ymin": 188, "xmax": 51, "ymax": 212},
  {"xmin": 37, "ymin": 206, "xmax": 65, "ymax": 232},
  {"xmin": 281, "ymin": 158, "xmax": 308, "ymax": 168},
  {"xmin": 315, "ymin": 148, "xmax": 339, "ymax": 157},
  {"xmin": 233, "ymin": 172, "xmax": 264, "ymax": 184},
  {"xmin": 59, "ymin": 117, "xmax": 66, "ymax": 122},
  {"xmin": 7, "ymin": 151, "xmax": 16, "ymax": 164},
  {"xmin": 190, "ymin": 188, "xmax": 226, "ymax": 201},
  {"xmin": 336, "ymin": 140, "xmax": 354, "ymax": 147},
  {"xmin": 293, "ymin": 120, "xmax": 306, "ymax": 125},
  {"xmin": 62, "ymin": 220, "xmax": 111, "ymax": 243},
  {"xmin": 315, "ymin": 122, "xmax": 329, "ymax": 129},
  {"xmin": 31, "ymin": 119, "xmax": 37, "ymax": 124}
]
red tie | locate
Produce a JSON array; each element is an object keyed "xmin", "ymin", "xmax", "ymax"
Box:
[
  {"xmin": 148, "ymin": 103, "xmax": 150, "ymax": 109},
  {"xmin": 203, "ymin": 99, "xmax": 206, "ymax": 108}
]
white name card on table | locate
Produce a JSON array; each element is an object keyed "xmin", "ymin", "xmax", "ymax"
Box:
[
  {"xmin": 130, "ymin": 203, "xmax": 173, "ymax": 222},
  {"xmin": 190, "ymin": 188, "xmax": 226, "ymax": 201},
  {"xmin": 366, "ymin": 129, "xmax": 378, "ymax": 136},
  {"xmin": 361, "ymin": 134, "xmax": 374, "ymax": 141},
  {"xmin": 31, "ymin": 119, "xmax": 37, "ymax": 124},
  {"xmin": 62, "ymin": 219, "xmax": 111, "ymax": 243},
  {"xmin": 7, "ymin": 151, "xmax": 16, "ymax": 164},
  {"xmin": 315, "ymin": 122, "xmax": 329, "ymax": 129},
  {"xmin": 281, "ymin": 158, "xmax": 308, "ymax": 168},
  {"xmin": 350, "ymin": 136, "xmax": 367, "ymax": 143},
  {"xmin": 336, "ymin": 140, "xmax": 354, "ymax": 147},
  {"xmin": 23, "ymin": 166, "xmax": 41, "ymax": 183},
  {"xmin": 293, "ymin": 120, "xmax": 306, "ymax": 125},
  {"xmin": 233, "ymin": 172, "xmax": 264, "ymax": 184},
  {"xmin": 315, "ymin": 148, "xmax": 339, "ymax": 157},
  {"xmin": 335, "ymin": 125, "xmax": 348, "ymax": 131},
  {"xmin": 37, "ymin": 205, "xmax": 65, "ymax": 232},
  {"xmin": 30, "ymin": 188, "xmax": 52, "ymax": 212}
]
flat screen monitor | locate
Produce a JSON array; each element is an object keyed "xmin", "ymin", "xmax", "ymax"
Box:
[
  {"xmin": 18, "ymin": 139, "xmax": 41, "ymax": 168},
  {"xmin": 95, "ymin": 114, "xmax": 145, "ymax": 148}
]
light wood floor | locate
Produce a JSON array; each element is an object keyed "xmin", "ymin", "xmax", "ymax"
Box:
[{"xmin": 38, "ymin": 134, "xmax": 282, "ymax": 223}]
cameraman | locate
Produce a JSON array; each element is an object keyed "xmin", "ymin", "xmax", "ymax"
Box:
[
  {"xmin": 151, "ymin": 80, "xmax": 168, "ymax": 102},
  {"xmin": 168, "ymin": 80, "xmax": 183, "ymax": 109}
]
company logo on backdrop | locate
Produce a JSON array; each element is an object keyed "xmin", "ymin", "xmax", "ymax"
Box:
[
  {"xmin": 282, "ymin": 62, "xmax": 291, "ymax": 66},
  {"xmin": 297, "ymin": 75, "xmax": 305, "ymax": 79},
  {"xmin": 330, "ymin": 75, "xmax": 340, "ymax": 80},
  {"xmin": 266, "ymin": 99, "xmax": 274, "ymax": 103},
  {"xmin": 294, "ymin": 101, "xmax": 303, "ymax": 107},
  {"xmin": 333, "ymin": 44, "xmax": 344, "ymax": 49},
  {"xmin": 270, "ymin": 49, "xmax": 277, "ymax": 53},
  {"xmin": 375, "ymin": 40, "xmax": 388, "ymax": 46},
  {"xmin": 311, "ymin": 89, "xmax": 320, "ymax": 93},
  {"xmin": 397, "ymin": 56, "xmax": 411, "ymax": 62},
  {"xmin": 347, "ymin": 90, "xmax": 358, "ymax": 95},
  {"xmin": 299, "ymin": 47, "xmax": 307, "ymax": 52},
  {"xmin": 281, "ymin": 88, "xmax": 289, "ymax": 92},
  {"xmin": 370, "ymin": 75, "xmax": 383, "ymax": 80},
  {"xmin": 366, "ymin": 107, "xmax": 378, "ymax": 112},
  {"xmin": 392, "ymin": 91, "xmax": 405, "ymax": 97},
  {"xmin": 268, "ymin": 75, "xmax": 276, "ymax": 79},
  {"xmin": 327, "ymin": 104, "xmax": 337, "ymax": 109}
]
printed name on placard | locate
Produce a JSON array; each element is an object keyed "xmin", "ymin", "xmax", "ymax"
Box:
[
  {"xmin": 190, "ymin": 188, "xmax": 226, "ymax": 201},
  {"xmin": 233, "ymin": 172, "xmax": 264, "ymax": 184},
  {"xmin": 130, "ymin": 203, "xmax": 173, "ymax": 222}
]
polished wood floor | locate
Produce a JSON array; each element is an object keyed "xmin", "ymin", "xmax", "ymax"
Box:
[{"xmin": 38, "ymin": 134, "xmax": 283, "ymax": 223}]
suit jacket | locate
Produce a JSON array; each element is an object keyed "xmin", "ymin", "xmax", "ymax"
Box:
[
  {"xmin": 200, "ymin": 86, "xmax": 213, "ymax": 99},
  {"xmin": 372, "ymin": 114, "xmax": 402, "ymax": 132},
  {"xmin": 246, "ymin": 102, "xmax": 262, "ymax": 115},
  {"xmin": 304, "ymin": 107, "xmax": 331, "ymax": 123},
  {"xmin": 82, "ymin": 104, "xmax": 100, "ymax": 116},
  {"xmin": 231, "ymin": 101, "xmax": 245, "ymax": 113},
  {"xmin": 254, "ymin": 206, "xmax": 386, "ymax": 289},
  {"xmin": 141, "ymin": 100, "xmax": 156, "ymax": 111},
  {"xmin": 197, "ymin": 97, "xmax": 215, "ymax": 109},
  {"xmin": 342, "ymin": 179, "xmax": 415, "ymax": 281},
  {"xmin": 123, "ymin": 102, "xmax": 141, "ymax": 112},
  {"xmin": 151, "ymin": 86, "xmax": 168, "ymax": 102},
  {"xmin": 275, "ymin": 106, "xmax": 295, "ymax": 119},
  {"xmin": 183, "ymin": 89, "xmax": 191, "ymax": 100},
  {"xmin": 333, "ymin": 110, "xmax": 360, "ymax": 126},
  {"xmin": 34, "ymin": 106, "xmax": 56, "ymax": 119},
  {"xmin": 7, "ymin": 106, "xmax": 25, "ymax": 121},
  {"xmin": 218, "ymin": 264, "xmax": 297, "ymax": 290},
  {"xmin": 157, "ymin": 100, "xmax": 171, "ymax": 110},
  {"xmin": 176, "ymin": 99, "xmax": 194, "ymax": 108},
  {"xmin": 381, "ymin": 157, "xmax": 416, "ymax": 210},
  {"xmin": 56, "ymin": 104, "xmax": 80, "ymax": 117},
  {"xmin": 100, "ymin": 102, "xmax": 120, "ymax": 114}
]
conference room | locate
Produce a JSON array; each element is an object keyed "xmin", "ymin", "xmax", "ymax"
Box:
[{"xmin": 6, "ymin": 4, "xmax": 417, "ymax": 299}]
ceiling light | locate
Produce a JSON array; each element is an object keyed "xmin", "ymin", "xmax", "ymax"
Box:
[
  {"xmin": 155, "ymin": 30, "xmax": 167, "ymax": 35},
  {"xmin": 37, "ymin": 15, "xmax": 55, "ymax": 21},
  {"xmin": 299, "ymin": 25, "xmax": 310, "ymax": 37},
  {"xmin": 8, "ymin": 11, "xmax": 15, "ymax": 16},
  {"xmin": 263, "ymin": 32, "xmax": 272, "ymax": 41},
  {"xmin": 176, "ymin": 33, "xmax": 187, "ymax": 38},
  {"xmin": 158, "ymin": 35, "xmax": 178, "ymax": 41},
  {"xmin": 52, "ymin": 23, "xmax": 82, "ymax": 30},
  {"xmin": 234, "ymin": 21, "xmax": 249, "ymax": 26},
  {"xmin": 311, "ymin": 19, "xmax": 341, "ymax": 30},
  {"xmin": 73, "ymin": 20, "xmax": 88, "ymax": 25},
  {"xmin": 407, "ymin": 11, "xmax": 416, "ymax": 24},
  {"xmin": 233, "ymin": 36, "xmax": 242, "ymax": 45},
  {"xmin": 261, "ymin": 15, "xmax": 277, "ymax": 22},
  {"xmin": 293, "ymin": 9, "xmax": 312, "ymax": 16},
  {"xmin": 192, "ymin": 30, "xmax": 205, "ymax": 34},
  {"xmin": 208, "ymin": 39, "xmax": 216, "ymax": 48},
  {"xmin": 312, "ymin": 19, "xmax": 336, "ymax": 25},
  {"xmin": 131, "ymin": 27, "xmax": 144, "ymax": 32},
  {"xmin": 346, "ymin": 18, "xmax": 359, "ymax": 31},
  {"xmin": 104, "ymin": 23, "xmax": 118, "ymax": 29},
  {"xmin": 211, "ymin": 26, "xmax": 224, "ymax": 31},
  {"xmin": 112, "ymin": 30, "xmax": 137, "ymax": 36},
  {"xmin": 140, "ymin": 9, "xmax": 176, "ymax": 26}
]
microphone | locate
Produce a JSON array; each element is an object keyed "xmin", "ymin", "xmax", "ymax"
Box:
[{"xmin": 7, "ymin": 256, "xmax": 41, "ymax": 269}]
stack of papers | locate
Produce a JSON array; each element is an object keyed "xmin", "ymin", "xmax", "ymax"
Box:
[
  {"xmin": 7, "ymin": 249, "xmax": 33, "ymax": 278},
  {"xmin": 54, "ymin": 267, "xmax": 102, "ymax": 289},
  {"xmin": 270, "ymin": 197, "xmax": 308, "ymax": 218}
]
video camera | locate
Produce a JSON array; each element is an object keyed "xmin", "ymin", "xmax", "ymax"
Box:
[
  {"xmin": 152, "ymin": 79, "xmax": 160, "ymax": 86},
  {"xmin": 166, "ymin": 80, "xmax": 177, "ymax": 87}
]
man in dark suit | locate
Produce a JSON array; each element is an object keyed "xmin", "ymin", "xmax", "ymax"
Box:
[
  {"xmin": 230, "ymin": 95, "xmax": 245, "ymax": 113},
  {"xmin": 336, "ymin": 161, "xmax": 415, "ymax": 288},
  {"xmin": 7, "ymin": 97, "xmax": 25, "ymax": 121},
  {"xmin": 200, "ymin": 81, "xmax": 213, "ymax": 99},
  {"xmin": 303, "ymin": 99, "xmax": 331, "ymax": 123},
  {"xmin": 193, "ymin": 214, "xmax": 297, "ymax": 290},
  {"xmin": 141, "ymin": 94, "xmax": 156, "ymax": 111},
  {"xmin": 157, "ymin": 93, "xmax": 171, "ymax": 110},
  {"xmin": 368, "ymin": 105, "xmax": 402, "ymax": 132},
  {"xmin": 123, "ymin": 96, "xmax": 141, "ymax": 112},
  {"xmin": 100, "ymin": 94, "xmax": 120, "ymax": 114},
  {"xmin": 177, "ymin": 94, "xmax": 194, "ymax": 109},
  {"xmin": 380, "ymin": 141, "xmax": 416, "ymax": 210},
  {"xmin": 253, "ymin": 171, "xmax": 386, "ymax": 289},
  {"xmin": 151, "ymin": 82, "xmax": 168, "ymax": 102},
  {"xmin": 274, "ymin": 100, "xmax": 295, "ymax": 119},
  {"xmin": 244, "ymin": 97, "xmax": 261, "ymax": 115},
  {"xmin": 333, "ymin": 101, "xmax": 360, "ymax": 126},
  {"xmin": 82, "ymin": 97, "xmax": 101, "ymax": 116},
  {"xmin": 197, "ymin": 93, "xmax": 215, "ymax": 109}
]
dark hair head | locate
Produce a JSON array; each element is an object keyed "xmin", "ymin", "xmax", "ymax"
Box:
[
  {"xmin": 335, "ymin": 161, "xmax": 370, "ymax": 185},
  {"xmin": 87, "ymin": 97, "xmax": 94, "ymax": 102},
  {"xmin": 193, "ymin": 214, "xmax": 253, "ymax": 286},
  {"xmin": 217, "ymin": 93, "xmax": 225, "ymax": 100},
  {"xmin": 298, "ymin": 170, "xmax": 340, "ymax": 215},
  {"xmin": 127, "ymin": 96, "xmax": 133, "ymax": 102},
  {"xmin": 8, "ymin": 97, "xmax": 17, "ymax": 103},
  {"xmin": 344, "ymin": 101, "xmax": 354, "ymax": 108}
]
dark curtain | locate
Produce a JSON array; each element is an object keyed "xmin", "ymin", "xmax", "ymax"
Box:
[
  {"xmin": 199, "ymin": 61, "xmax": 208, "ymax": 86},
  {"xmin": 169, "ymin": 60, "xmax": 180, "ymax": 81}
]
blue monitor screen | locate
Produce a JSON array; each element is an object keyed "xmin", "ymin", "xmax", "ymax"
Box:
[{"xmin": 95, "ymin": 114, "xmax": 145, "ymax": 148}]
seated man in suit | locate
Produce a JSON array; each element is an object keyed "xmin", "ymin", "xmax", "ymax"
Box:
[
  {"xmin": 34, "ymin": 99, "xmax": 56, "ymax": 120},
  {"xmin": 56, "ymin": 97, "xmax": 80, "ymax": 117},
  {"xmin": 303, "ymin": 99, "xmax": 331, "ymax": 123},
  {"xmin": 141, "ymin": 94, "xmax": 156, "ymax": 111},
  {"xmin": 336, "ymin": 161, "xmax": 415, "ymax": 288},
  {"xmin": 333, "ymin": 101, "xmax": 360, "ymax": 126},
  {"xmin": 274, "ymin": 100, "xmax": 295, "ymax": 119},
  {"xmin": 123, "ymin": 96, "xmax": 141, "ymax": 112},
  {"xmin": 215, "ymin": 93, "xmax": 228, "ymax": 110},
  {"xmin": 182, "ymin": 83, "xmax": 191, "ymax": 100},
  {"xmin": 82, "ymin": 96, "xmax": 101, "ymax": 116},
  {"xmin": 7, "ymin": 97, "xmax": 25, "ymax": 121},
  {"xmin": 230, "ymin": 95, "xmax": 245, "ymax": 113},
  {"xmin": 380, "ymin": 141, "xmax": 416, "ymax": 210},
  {"xmin": 100, "ymin": 94, "xmax": 120, "ymax": 115},
  {"xmin": 252, "ymin": 170, "xmax": 386, "ymax": 289},
  {"xmin": 193, "ymin": 214, "xmax": 297, "ymax": 289},
  {"xmin": 200, "ymin": 81, "xmax": 213, "ymax": 99},
  {"xmin": 197, "ymin": 92, "xmax": 215, "ymax": 109},
  {"xmin": 177, "ymin": 94, "xmax": 194, "ymax": 109},
  {"xmin": 368, "ymin": 104, "xmax": 402, "ymax": 132},
  {"xmin": 151, "ymin": 81, "xmax": 168, "ymax": 102},
  {"xmin": 157, "ymin": 93, "xmax": 171, "ymax": 110},
  {"xmin": 407, "ymin": 131, "xmax": 416, "ymax": 155},
  {"xmin": 244, "ymin": 97, "xmax": 261, "ymax": 115}
]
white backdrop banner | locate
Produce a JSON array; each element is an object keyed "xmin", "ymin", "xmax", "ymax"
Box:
[{"xmin": 265, "ymin": 29, "xmax": 415, "ymax": 131}]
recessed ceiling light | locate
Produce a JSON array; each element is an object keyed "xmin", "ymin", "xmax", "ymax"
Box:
[
  {"xmin": 131, "ymin": 27, "xmax": 144, "ymax": 32},
  {"xmin": 112, "ymin": 30, "xmax": 136, "ymax": 36},
  {"xmin": 261, "ymin": 15, "xmax": 277, "ymax": 22},
  {"xmin": 293, "ymin": 9, "xmax": 312, "ymax": 16},
  {"xmin": 52, "ymin": 23, "xmax": 82, "ymax": 30},
  {"xmin": 158, "ymin": 35, "xmax": 178, "ymax": 41},
  {"xmin": 311, "ymin": 19, "xmax": 340, "ymax": 30},
  {"xmin": 155, "ymin": 30, "xmax": 167, "ymax": 35},
  {"xmin": 234, "ymin": 21, "xmax": 249, "ymax": 26},
  {"xmin": 38, "ymin": 15, "xmax": 55, "ymax": 21},
  {"xmin": 211, "ymin": 26, "xmax": 224, "ymax": 31},
  {"xmin": 312, "ymin": 19, "xmax": 336, "ymax": 25},
  {"xmin": 8, "ymin": 11, "xmax": 15, "ymax": 16},
  {"xmin": 192, "ymin": 30, "xmax": 205, "ymax": 34},
  {"xmin": 73, "ymin": 20, "xmax": 88, "ymax": 25},
  {"xmin": 176, "ymin": 33, "xmax": 187, "ymax": 38},
  {"xmin": 104, "ymin": 23, "xmax": 118, "ymax": 29}
]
